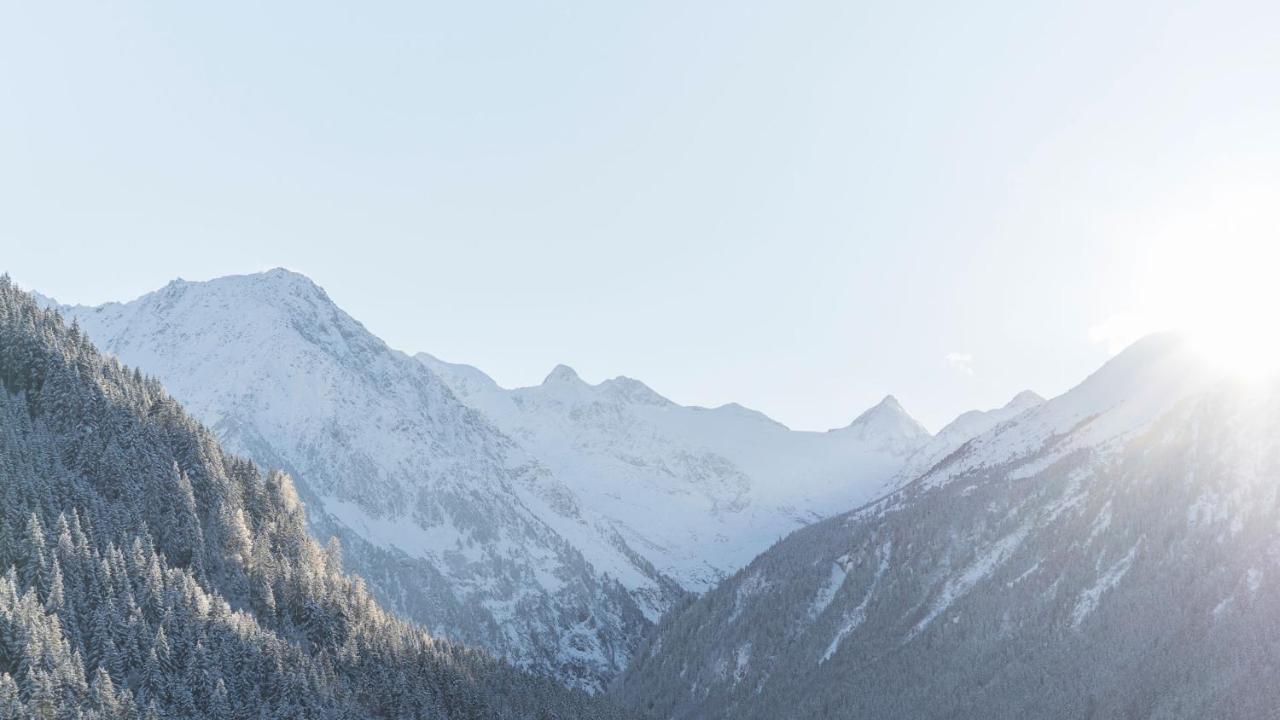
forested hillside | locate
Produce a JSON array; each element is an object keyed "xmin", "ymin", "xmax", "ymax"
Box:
[
  {"xmin": 0, "ymin": 275, "xmax": 635, "ymax": 719},
  {"xmin": 56, "ymin": 269, "xmax": 665, "ymax": 691},
  {"xmin": 616, "ymin": 335, "xmax": 1280, "ymax": 719}
]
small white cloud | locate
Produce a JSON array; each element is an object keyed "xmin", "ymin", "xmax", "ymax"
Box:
[{"xmin": 944, "ymin": 352, "xmax": 974, "ymax": 376}]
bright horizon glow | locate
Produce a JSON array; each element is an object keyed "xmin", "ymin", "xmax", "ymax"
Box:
[
  {"xmin": 1091, "ymin": 185, "xmax": 1280, "ymax": 380},
  {"xmin": 4, "ymin": 1, "xmax": 1280, "ymax": 431}
]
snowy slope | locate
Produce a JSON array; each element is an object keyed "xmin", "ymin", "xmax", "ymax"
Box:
[
  {"xmin": 885, "ymin": 389, "xmax": 1045, "ymax": 492},
  {"xmin": 56, "ymin": 268, "xmax": 999, "ymax": 690},
  {"xmin": 419, "ymin": 354, "xmax": 932, "ymax": 592},
  {"xmin": 2, "ymin": 276, "xmax": 647, "ymax": 720},
  {"xmin": 616, "ymin": 335, "xmax": 1280, "ymax": 719},
  {"xmin": 56, "ymin": 269, "xmax": 663, "ymax": 692}
]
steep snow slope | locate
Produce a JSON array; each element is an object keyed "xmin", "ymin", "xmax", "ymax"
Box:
[
  {"xmin": 0, "ymin": 276, "xmax": 637, "ymax": 719},
  {"xmin": 56, "ymin": 269, "xmax": 663, "ymax": 692},
  {"xmin": 885, "ymin": 389, "xmax": 1045, "ymax": 492},
  {"xmin": 56, "ymin": 268, "xmax": 990, "ymax": 689},
  {"xmin": 617, "ymin": 335, "xmax": 1280, "ymax": 719},
  {"xmin": 419, "ymin": 354, "xmax": 932, "ymax": 591}
]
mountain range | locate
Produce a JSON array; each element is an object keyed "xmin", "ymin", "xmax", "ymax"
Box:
[
  {"xmin": 53, "ymin": 269, "xmax": 975, "ymax": 690},
  {"xmin": 0, "ymin": 275, "xmax": 632, "ymax": 719},
  {"xmin": 617, "ymin": 334, "xmax": 1280, "ymax": 718},
  {"xmin": 25, "ymin": 266, "xmax": 1279, "ymax": 719}
]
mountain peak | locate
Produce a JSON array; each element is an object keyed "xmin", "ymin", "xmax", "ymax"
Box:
[
  {"xmin": 877, "ymin": 394, "xmax": 904, "ymax": 412},
  {"xmin": 249, "ymin": 267, "xmax": 326, "ymax": 295},
  {"xmin": 543, "ymin": 364, "xmax": 584, "ymax": 385},
  {"xmin": 1004, "ymin": 389, "xmax": 1045, "ymax": 411},
  {"xmin": 600, "ymin": 375, "xmax": 672, "ymax": 406},
  {"xmin": 836, "ymin": 394, "xmax": 930, "ymax": 449},
  {"xmin": 847, "ymin": 395, "xmax": 911, "ymax": 425},
  {"xmin": 146, "ymin": 269, "xmax": 329, "ymax": 308},
  {"xmin": 1054, "ymin": 332, "xmax": 1205, "ymax": 414}
]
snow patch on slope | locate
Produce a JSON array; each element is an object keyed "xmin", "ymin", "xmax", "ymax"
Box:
[{"xmin": 821, "ymin": 541, "xmax": 892, "ymax": 663}]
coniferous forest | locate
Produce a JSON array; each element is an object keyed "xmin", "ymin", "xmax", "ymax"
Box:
[{"xmin": 0, "ymin": 275, "xmax": 635, "ymax": 719}]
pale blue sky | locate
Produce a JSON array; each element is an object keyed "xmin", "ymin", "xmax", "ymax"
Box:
[{"xmin": 3, "ymin": 0, "xmax": 1278, "ymax": 430}]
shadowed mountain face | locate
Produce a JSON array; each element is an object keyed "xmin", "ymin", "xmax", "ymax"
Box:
[
  {"xmin": 616, "ymin": 336, "xmax": 1280, "ymax": 719},
  {"xmin": 0, "ymin": 276, "xmax": 635, "ymax": 719}
]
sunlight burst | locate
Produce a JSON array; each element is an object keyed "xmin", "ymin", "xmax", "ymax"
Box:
[{"xmin": 1099, "ymin": 188, "xmax": 1280, "ymax": 379}]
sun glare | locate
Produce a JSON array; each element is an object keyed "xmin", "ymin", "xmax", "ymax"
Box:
[
  {"xmin": 1147, "ymin": 232, "xmax": 1280, "ymax": 380},
  {"xmin": 1101, "ymin": 189, "xmax": 1280, "ymax": 380}
]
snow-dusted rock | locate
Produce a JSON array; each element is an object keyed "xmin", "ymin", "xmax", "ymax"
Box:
[
  {"xmin": 419, "ymin": 354, "xmax": 932, "ymax": 593},
  {"xmin": 58, "ymin": 269, "xmax": 656, "ymax": 691}
]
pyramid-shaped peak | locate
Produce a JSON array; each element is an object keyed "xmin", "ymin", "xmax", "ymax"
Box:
[
  {"xmin": 849, "ymin": 394, "xmax": 908, "ymax": 423},
  {"xmin": 843, "ymin": 394, "xmax": 929, "ymax": 438},
  {"xmin": 877, "ymin": 394, "xmax": 904, "ymax": 411},
  {"xmin": 543, "ymin": 364, "xmax": 584, "ymax": 385}
]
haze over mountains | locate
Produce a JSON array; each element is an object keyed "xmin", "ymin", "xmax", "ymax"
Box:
[
  {"xmin": 15, "ymin": 267, "xmax": 1280, "ymax": 719},
  {"xmin": 419, "ymin": 353, "xmax": 935, "ymax": 592},
  {"xmin": 53, "ymin": 269, "xmax": 979, "ymax": 690},
  {"xmin": 619, "ymin": 335, "xmax": 1280, "ymax": 719}
]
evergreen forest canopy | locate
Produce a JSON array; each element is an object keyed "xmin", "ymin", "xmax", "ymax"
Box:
[{"xmin": 0, "ymin": 274, "xmax": 635, "ymax": 719}]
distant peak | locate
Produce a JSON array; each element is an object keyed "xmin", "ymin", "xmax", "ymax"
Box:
[
  {"xmin": 843, "ymin": 394, "xmax": 928, "ymax": 437},
  {"xmin": 1004, "ymin": 390, "xmax": 1045, "ymax": 410},
  {"xmin": 877, "ymin": 394, "xmax": 904, "ymax": 411},
  {"xmin": 543, "ymin": 364, "xmax": 583, "ymax": 385},
  {"xmin": 256, "ymin": 267, "xmax": 322, "ymax": 290},
  {"xmin": 601, "ymin": 375, "xmax": 672, "ymax": 406},
  {"xmin": 832, "ymin": 393, "xmax": 930, "ymax": 452},
  {"xmin": 260, "ymin": 267, "xmax": 313, "ymax": 283},
  {"xmin": 707, "ymin": 402, "xmax": 789, "ymax": 429},
  {"xmin": 848, "ymin": 395, "xmax": 907, "ymax": 425},
  {"xmin": 29, "ymin": 291, "xmax": 59, "ymax": 310},
  {"xmin": 152, "ymin": 269, "xmax": 326, "ymax": 301},
  {"xmin": 219, "ymin": 269, "xmax": 331, "ymax": 303}
]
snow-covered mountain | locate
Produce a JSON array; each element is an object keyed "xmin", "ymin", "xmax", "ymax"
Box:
[
  {"xmin": 0, "ymin": 276, "xmax": 636, "ymax": 720},
  {"xmin": 54, "ymin": 269, "xmax": 957, "ymax": 691},
  {"xmin": 55, "ymin": 270, "xmax": 661, "ymax": 692},
  {"xmin": 883, "ymin": 388, "xmax": 1045, "ymax": 493},
  {"xmin": 616, "ymin": 335, "xmax": 1280, "ymax": 718},
  {"xmin": 418, "ymin": 354, "xmax": 932, "ymax": 592}
]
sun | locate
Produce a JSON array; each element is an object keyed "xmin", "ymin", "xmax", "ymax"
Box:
[
  {"xmin": 1151, "ymin": 234, "xmax": 1280, "ymax": 380},
  {"xmin": 1099, "ymin": 188, "xmax": 1280, "ymax": 380}
]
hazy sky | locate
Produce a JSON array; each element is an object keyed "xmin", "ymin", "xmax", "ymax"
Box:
[{"xmin": 3, "ymin": 1, "xmax": 1278, "ymax": 431}]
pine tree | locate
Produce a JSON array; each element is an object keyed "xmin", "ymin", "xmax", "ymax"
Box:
[
  {"xmin": 135, "ymin": 648, "xmax": 164, "ymax": 709},
  {"xmin": 0, "ymin": 673, "xmax": 20, "ymax": 718},
  {"xmin": 208, "ymin": 678, "xmax": 232, "ymax": 720},
  {"xmin": 89, "ymin": 667, "xmax": 120, "ymax": 718},
  {"xmin": 20, "ymin": 514, "xmax": 48, "ymax": 595},
  {"xmin": 25, "ymin": 668, "xmax": 59, "ymax": 720}
]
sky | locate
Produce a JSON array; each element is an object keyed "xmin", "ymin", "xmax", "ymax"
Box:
[{"xmin": 2, "ymin": 0, "xmax": 1278, "ymax": 431}]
